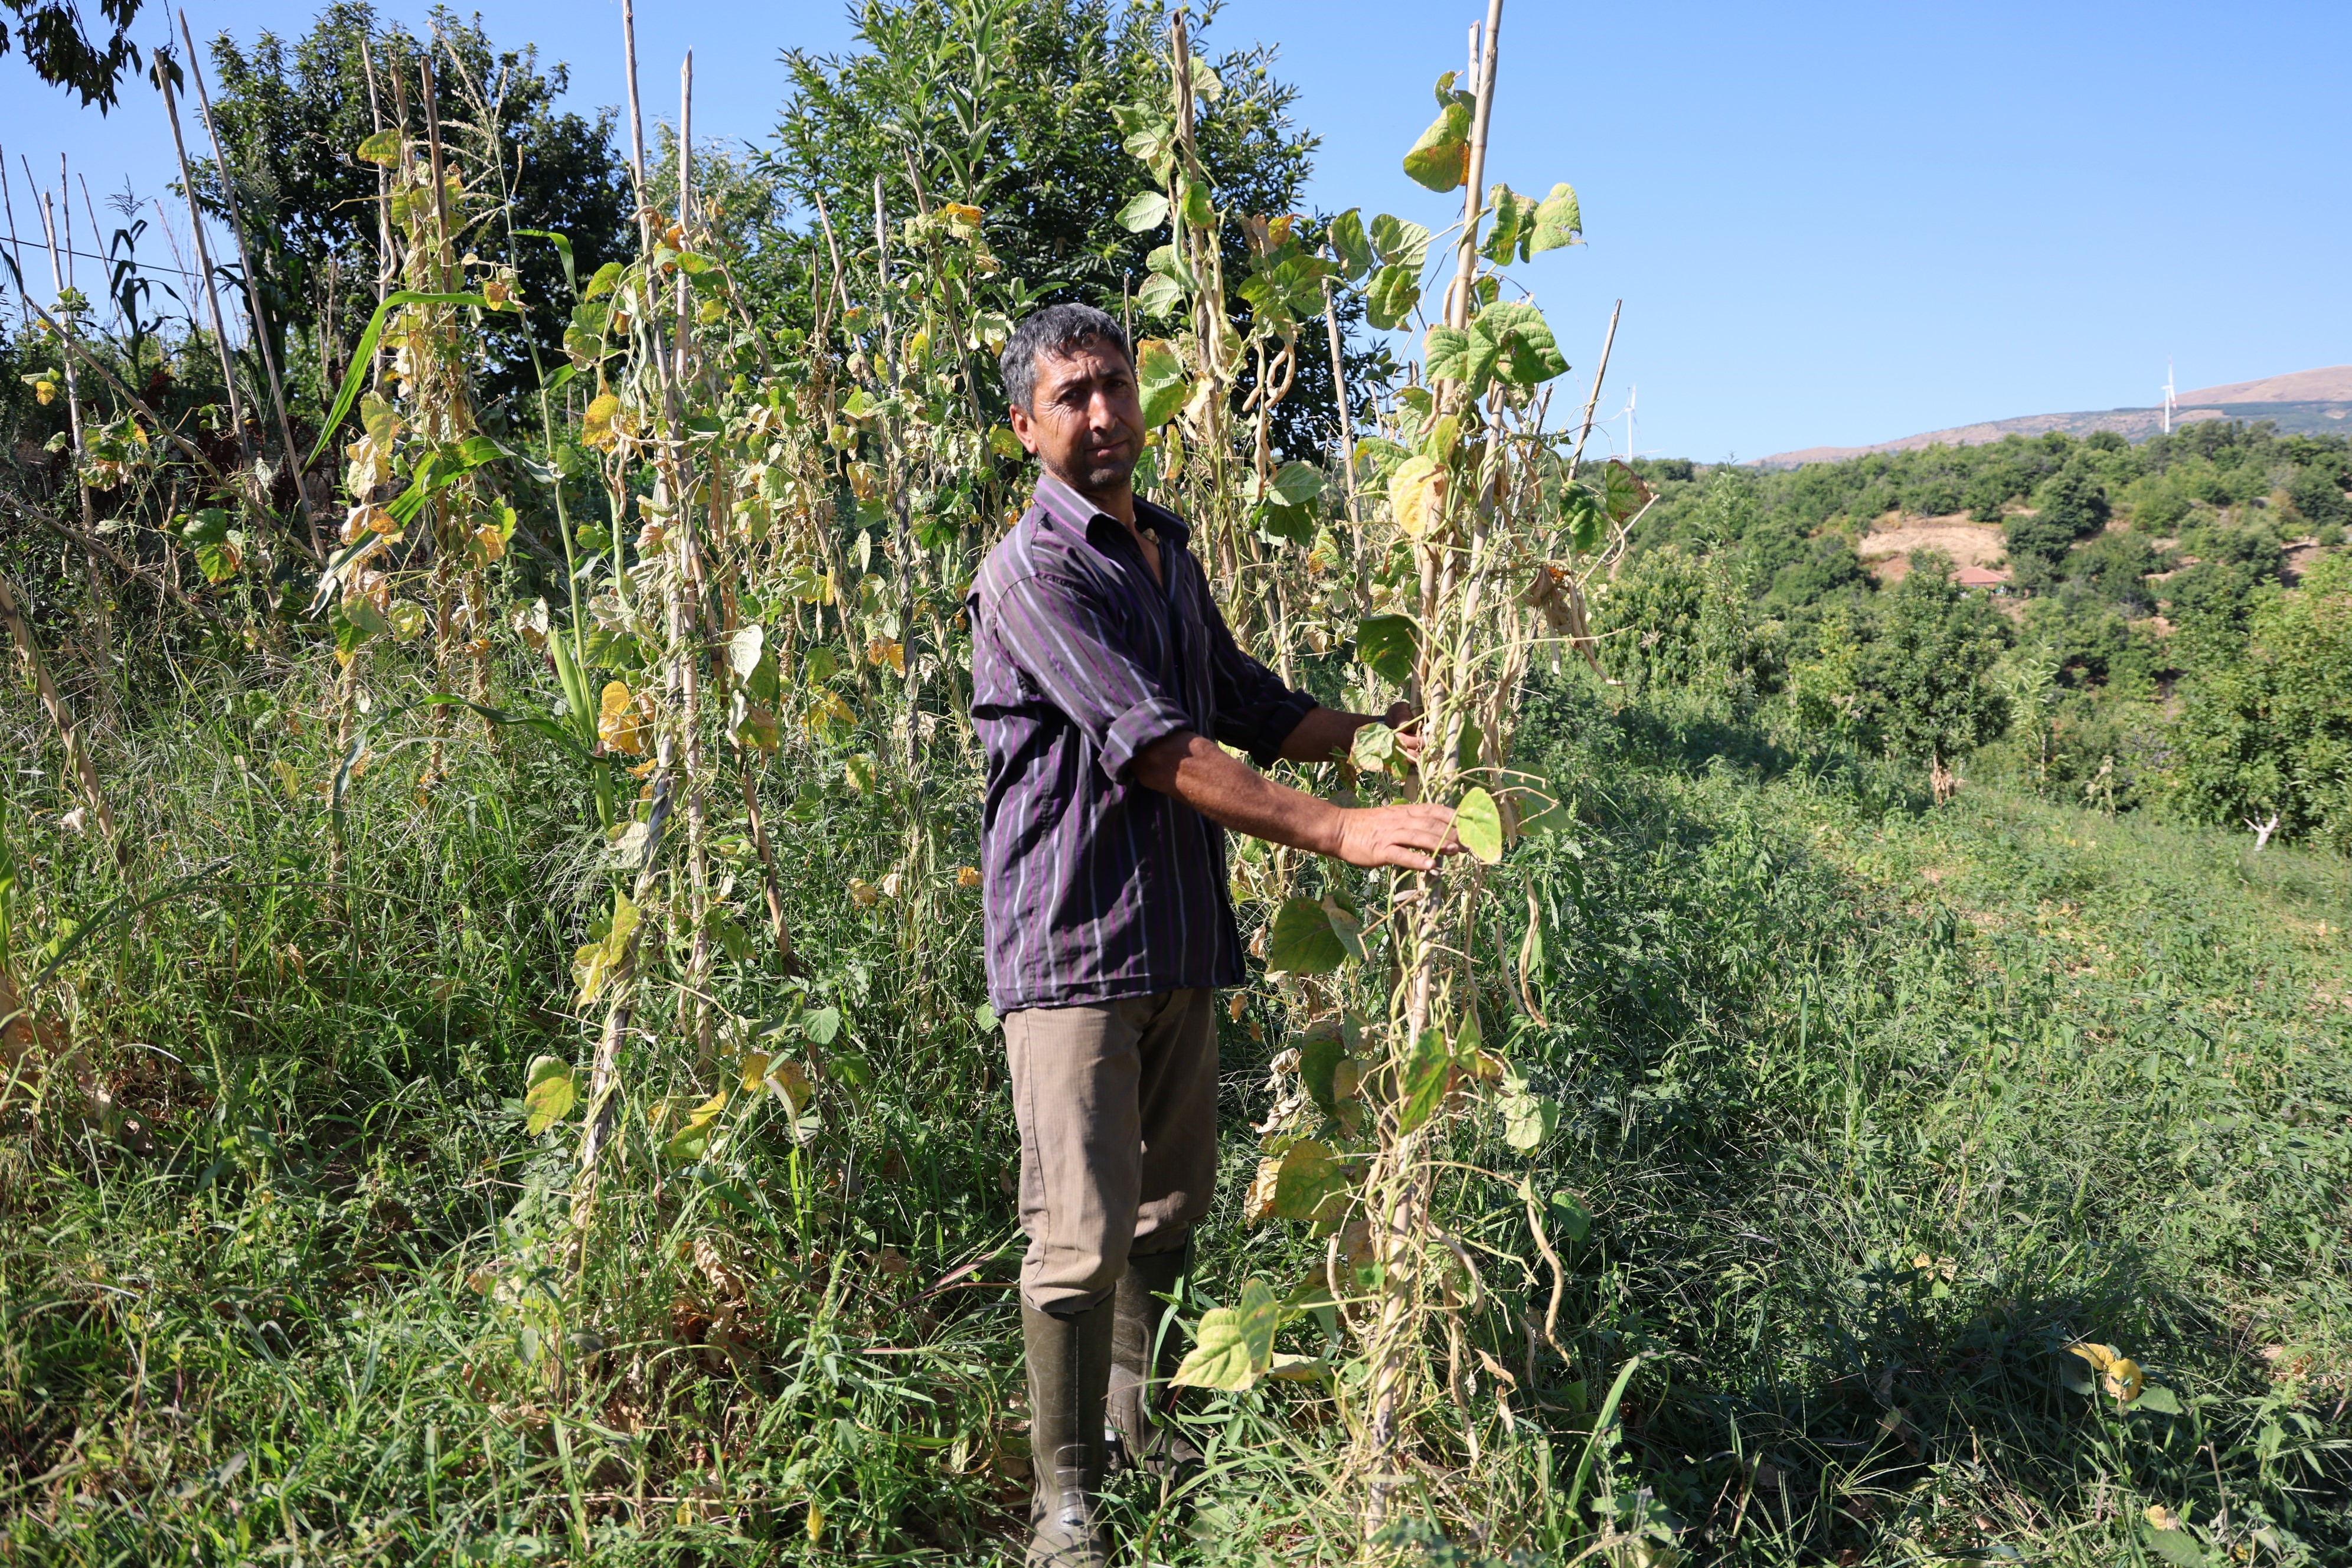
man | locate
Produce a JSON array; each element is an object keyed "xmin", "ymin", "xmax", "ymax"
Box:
[{"xmin": 970, "ymin": 303, "xmax": 1456, "ymax": 1564}]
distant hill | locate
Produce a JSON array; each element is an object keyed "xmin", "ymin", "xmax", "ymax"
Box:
[{"xmin": 1758, "ymin": 365, "xmax": 2352, "ymax": 468}]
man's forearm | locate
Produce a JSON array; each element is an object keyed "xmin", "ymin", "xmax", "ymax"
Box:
[
  {"xmin": 1131, "ymin": 730, "xmax": 1343, "ymax": 855},
  {"xmin": 1275, "ymin": 704, "xmax": 1381, "ymax": 765}
]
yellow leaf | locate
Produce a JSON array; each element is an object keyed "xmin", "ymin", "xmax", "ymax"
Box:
[
  {"xmin": 2103, "ymin": 1357, "xmax": 2145, "ymax": 1402},
  {"xmin": 939, "ymin": 201, "xmax": 983, "ymax": 226},
  {"xmin": 2145, "ymin": 1505, "xmax": 2181, "ymax": 1531},
  {"xmin": 470, "ymin": 523, "xmax": 507, "ymax": 564},
  {"xmin": 597, "ymin": 681, "xmax": 646, "ymax": 755},
  {"xmin": 805, "ymin": 1501, "xmax": 824, "ymax": 1544},
  {"xmin": 2067, "ymin": 1342, "xmax": 2120, "ymax": 1374},
  {"xmin": 847, "ymin": 878, "xmax": 881, "ymax": 909},
  {"xmin": 1388, "ymin": 455, "xmax": 1447, "ymax": 537},
  {"xmin": 955, "ymin": 865, "xmax": 982, "ymax": 890},
  {"xmin": 1244, "ymin": 1155, "xmax": 1282, "ymax": 1223},
  {"xmin": 270, "ymin": 757, "xmax": 304, "ymax": 802},
  {"xmin": 583, "ymin": 392, "xmax": 622, "ymax": 451},
  {"xmin": 865, "ymin": 638, "xmax": 905, "ymax": 675}
]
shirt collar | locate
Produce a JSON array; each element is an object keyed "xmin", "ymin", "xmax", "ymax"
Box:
[{"xmin": 1033, "ymin": 470, "xmax": 1191, "ymax": 547}]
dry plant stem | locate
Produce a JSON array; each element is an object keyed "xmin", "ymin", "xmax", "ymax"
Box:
[
  {"xmin": 36, "ymin": 191, "xmax": 113, "ymax": 711},
  {"xmin": 1321, "ymin": 274, "xmax": 1362, "ymax": 533},
  {"xmin": 156, "ymin": 60, "xmax": 254, "ymax": 439},
  {"xmin": 570, "ymin": 746, "xmax": 677, "ymax": 1259},
  {"xmin": 0, "ymin": 573, "xmax": 122, "ymax": 858},
  {"xmin": 677, "ymin": 53, "xmax": 715, "ymax": 1066},
  {"xmin": 179, "ymin": 11, "xmax": 322, "ymax": 563},
  {"xmin": 1564, "ymin": 299, "xmax": 1623, "ymax": 482},
  {"xmin": 738, "ymin": 760, "xmax": 794, "ymax": 970}
]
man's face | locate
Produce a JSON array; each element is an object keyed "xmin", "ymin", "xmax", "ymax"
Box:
[{"xmin": 1009, "ymin": 339, "xmax": 1145, "ymax": 498}]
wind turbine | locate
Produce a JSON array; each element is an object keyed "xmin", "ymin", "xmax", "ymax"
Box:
[
  {"xmin": 2161, "ymin": 360, "xmax": 2177, "ymax": 436},
  {"xmin": 1615, "ymin": 384, "xmax": 1638, "ymax": 461}
]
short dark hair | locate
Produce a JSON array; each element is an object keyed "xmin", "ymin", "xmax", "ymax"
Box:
[{"xmin": 999, "ymin": 303, "xmax": 1130, "ymax": 414}]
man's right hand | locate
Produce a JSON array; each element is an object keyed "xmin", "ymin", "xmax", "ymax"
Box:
[{"xmin": 1331, "ymin": 802, "xmax": 1460, "ymax": 871}]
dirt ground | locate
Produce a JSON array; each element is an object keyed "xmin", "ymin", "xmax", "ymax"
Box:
[{"xmin": 1856, "ymin": 511, "xmax": 2010, "ymax": 582}]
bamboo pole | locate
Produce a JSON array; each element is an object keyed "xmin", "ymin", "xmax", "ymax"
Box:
[
  {"xmin": 1445, "ymin": 0, "xmax": 1505, "ymax": 337},
  {"xmin": 179, "ymin": 11, "xmax": 323, "ymax": 562},
  {"xmin": 156, "ymin": 59, "xmax": 260, "ymax": 486},
  {"xmin": 358, "ymin": 38, "xmax": 393, "ymax": 390},
  {"xmin": 1564, "ymin": 299, "xmax": 1623, "ymax": 484},
  {"xmin": 622, "ymin": 0, "xmax": 651, "ymax": 249}
]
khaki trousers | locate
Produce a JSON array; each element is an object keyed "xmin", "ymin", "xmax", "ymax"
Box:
[{"xmin": 1004, "ymin": 989, "xmax": 1220, "ymax": 1315}]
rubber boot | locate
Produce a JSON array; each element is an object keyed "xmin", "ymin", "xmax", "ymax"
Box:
[
  {"xmin": 1108, "ymin": 1242, "xmax": 1204, "ymax": 1479},
  {"xmin": 1023, "ymin": 1299, "xmax": 1113, "ymax": 1567}
]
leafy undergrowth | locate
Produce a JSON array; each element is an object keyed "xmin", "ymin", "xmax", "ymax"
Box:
[{"xmin": 2, "ymin": 661, "xmax": 2346, "ymax": 1564}]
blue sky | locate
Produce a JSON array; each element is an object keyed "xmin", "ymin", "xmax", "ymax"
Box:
[{"xmin": 4, "ymin": 0, "xmax": 2347, "ymax": 460}]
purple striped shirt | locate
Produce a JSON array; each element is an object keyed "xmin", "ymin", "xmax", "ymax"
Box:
[{"xmin": 968, "ymin": 473, "xmax": 1316, "ymax": 1013}]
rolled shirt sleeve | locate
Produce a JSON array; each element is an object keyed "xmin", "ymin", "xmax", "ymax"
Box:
[
  {"xmin": 1202, "ymin": 594, "xmax": 1317, "ymax": 766},
  {"xmin": 989, "ymin": 570, "xmax": 1196, "ymax": 783}
]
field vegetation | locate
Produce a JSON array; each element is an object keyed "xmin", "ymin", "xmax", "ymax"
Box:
[{"xmin": 0, "ymin": 0, "xmax": 2346, "ymax": 1562}]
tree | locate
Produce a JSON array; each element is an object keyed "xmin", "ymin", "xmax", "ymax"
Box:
[
  {"xmin": 758, "ymin": 0, "xmax": 1363, "ymax": 453},
  {"xmin": 2, "ymin": 0, "xmax": 141, "ymax": 110},
  {"xmin": 197, "ymin": 2, "xmax": 633, "ymax": 406},
  {"xmin": 2005, "ymin": 463, "xmax": 2110, "ymax": 576},
  {"xmin": 1792, "ymin": 551, "xmax": 2008, "ymax": 796},
  {"xmin": 2173, "ymin": 554, "xmax": 2352, "ymax": 851}
]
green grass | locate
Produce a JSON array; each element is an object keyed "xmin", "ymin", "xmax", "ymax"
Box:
[{"xmin": 2, "ymin": 652, "xmax": 2346, "ymax": 1564}]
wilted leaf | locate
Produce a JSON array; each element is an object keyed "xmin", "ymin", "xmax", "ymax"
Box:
[
  {"xmin": 269, "ymin": 757, "xmax": 304, "ymax": 803},
  {"xmin": 583, "ymin": 392, "xmax": 622, "ymax": 450},
  {"xmin": 1355, "ymin": 613, "xmax": 1418, "ymax": 685},
  {"xmin": 1270, "ymin": 1140, "xmax": 1350, "ymax": 1221},
  {"xmin": 1265, "ymin": 897, "xmax": 1348, "ymax": 975},
  {"xmin": 1388, "ymin": 455, "xmax": 1447, "ymax": 537},
  {"xmin": 597, "ymin": 681, "xmax": 646, "ymax": 754},
  {"xmin": 1397, "ymin": 1027, "xmax": 1453, "ymax": 1133},
  {"xmin": 356, "ymin": 129, "xmax": 403, "ymax": 166},
  {"xmin": 522, "ymin": 1054, "xmax": 578, "ymax": 1134},
  {"xmin": 1602, "ymin": 458, "xmax": 1652, "ymax": 524},
  {"xmin": 1403, "ymin": 99, "xmax": 1474, "ymax": 191},
  {"xmin": 1454, "ymin": 786, "xmax": 1504, "ymax": 864},
  {"xmin": 1349, "ymin": 720, "xmax": 1400, "ymax": 775}
]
